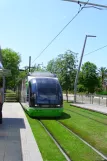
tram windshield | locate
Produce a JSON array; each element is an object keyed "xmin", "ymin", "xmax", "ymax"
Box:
[{"xmin": 30, "ymin": 78, "xmax": 63, "ymax": 104}]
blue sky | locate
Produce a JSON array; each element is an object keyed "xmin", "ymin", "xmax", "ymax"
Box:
[{"xmin": 0, "ymin": 0, "xmax": 107, "ymax": 69}]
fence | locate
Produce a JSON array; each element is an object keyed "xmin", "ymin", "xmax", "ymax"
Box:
[{"xmin": 63, "ymin": 94, "xmax": 107, "ymax": 107}]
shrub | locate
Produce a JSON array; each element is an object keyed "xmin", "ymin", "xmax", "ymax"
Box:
[{"xmin": 96, "ymin": 90, "xmax": 107, "ymax": 95}]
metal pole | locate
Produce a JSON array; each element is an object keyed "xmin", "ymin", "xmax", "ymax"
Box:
[
  {"xmin": 74, "ymin": 35, "xmax": 87, "ymax": 103},
  {"xmin": 63, "ymin": 0, "xmax": 107, "ymax": 9},
  {"xmin": 74, "ymin": 35, "xmax": 96, "ymax": 103},
  {"xmin": 29, "ymin": 56, "xmax": 31, "ymax": 72},
  {"xmin": 3, "ymin": 76, "xmax": 5, "ymax": 102},
  {"xmin": 106, "ymin": 96, "xmax": 107, "ymax": 107},
  {"xmin": 0, "ymin": 46, "xmax": 5, "ymax": 102}
]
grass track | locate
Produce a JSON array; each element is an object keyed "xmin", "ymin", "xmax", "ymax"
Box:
[
  {"xmin": 61, "ymin": 102, "xmax": 107, "ymax": 156},
  {"xmin": 65, "ymin": 107, "xmax": 107, "ymax": 126},
  {"xmin": 41, "ymin": 119, "xmax": 103, "ymax": 161},
  {"xmin": 26, "ymin": 114, "xmax": 67, "ymax": 161},
  {"xmin": 66, "ymin": 102, "xmax": 107, "ymax": 122}
]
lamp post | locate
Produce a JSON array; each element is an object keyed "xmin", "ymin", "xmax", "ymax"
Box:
[{"xmin": 74, "ymin": 35, "xmax": 96, "ymax": 103}]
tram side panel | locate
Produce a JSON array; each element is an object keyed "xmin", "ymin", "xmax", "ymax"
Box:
[{"xmin": 20, "ymin": 79, "xmax": 29, "ymax": 111}]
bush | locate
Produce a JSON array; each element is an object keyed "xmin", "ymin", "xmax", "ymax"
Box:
[{"xmin": 96, "ymin": 91, "xmax": 107, "ymax": 95}]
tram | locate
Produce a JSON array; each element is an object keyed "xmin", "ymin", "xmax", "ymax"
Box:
[{"xmin": 18, "ymin": 72, "xmax": 63, "ymax": 117}]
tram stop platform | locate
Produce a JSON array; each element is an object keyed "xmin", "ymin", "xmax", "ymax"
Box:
[
  {"xmin": 71, "ymin": 103, "xmax": 107, "ymax": 115},
  {"xmin": 0, "ymin": 103, "xmax": 43, "ymax": 161}
]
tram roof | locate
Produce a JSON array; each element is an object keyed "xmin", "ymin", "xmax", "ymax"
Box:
[{"xmin": 28, "ymin": 72, "xmax": 57, "ymax": 78}]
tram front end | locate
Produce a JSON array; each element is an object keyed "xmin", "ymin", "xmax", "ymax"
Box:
[{"xmin": 28, "ymin": 77, "xmax": 63, "ymax": 117}]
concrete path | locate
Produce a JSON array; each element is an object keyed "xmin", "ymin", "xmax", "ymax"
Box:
[
  {"xmin": 71, "ymin": 103, "xmax": 107, "ymax": 115},
  {"xmin": 0, "ymin": 103, "xmax": 43, "ymax": 161}
]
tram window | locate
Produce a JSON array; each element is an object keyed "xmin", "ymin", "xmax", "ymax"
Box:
[
  {"xmin": 36, "ymin": 78, "xmax": 60, "ymax": 96},
  {"xmin": 28, "ymin": 79, "xmax": 36, "ymax": 93},
  {"xmin": 31, "ymin": 83, "xmax": 37, "ymax": 94}
]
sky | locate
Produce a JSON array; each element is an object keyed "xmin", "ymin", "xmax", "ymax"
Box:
[{"xmin": 0, "ymin": 0, "xmax": 107, "ymax": 69}]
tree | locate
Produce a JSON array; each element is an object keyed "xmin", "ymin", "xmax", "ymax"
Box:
[
  {"xmin": 80, "ymin": 61, "xmax": 99, "ymax": 93},
  {"xmin": 30, "ymin": 64, "xmax": 47, "ymax": 73},
  {"xmin": 46, "ymin": 59, "xmax": 57, "ymax": 73},
  {"xmin": 77, "ymin": 71, "xmax": 87, "ymax": 93},
  {"xmin": 17, "ymin": 64, "xmax": 47, "ymax": 85},
  {"xmin": 47, "ymin": 50, "xmax": 78, "ymax": 102},
  {"xmin": 17, "ymin": 70, "xmax": 27, "ymax": 82},
  {"xmin": 99, "ymin": 67, "xmax": 107, "ymax": 87},
  {"xmin": 2, "ymin": 48, "xmax": 21, "ymax": 90}
]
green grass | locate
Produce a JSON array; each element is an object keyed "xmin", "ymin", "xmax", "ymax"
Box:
[
  {"xmin": 65, "ymin": 105, "xmax": 107, "ymax": 125},
  {"xmin": 96, "ymin": 91, "xmax": 107, "ymax": 95},
  {"xmin": 41, "ymin": 120, "xmax": 103, "ymax": 161},
  {"xmin": 6, "ymin": 89, "xmax": 15, "ymax": 93},
  {"xmin": 26, "ymin": 114, "xmax": 67, "ymax": 161},
  {"xmin": 25, "ymin": 103, "xmax": 106, "ymax": 161},
  {"xmin": 61, "ymin": 102, "xmax": 107, "ymax": 156}
]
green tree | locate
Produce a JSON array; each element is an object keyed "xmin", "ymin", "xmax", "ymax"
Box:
[
  {"xmin": 77, "ymin": 71, "xmax": 87, "ymax": 93},
  {"xmin": 17, "ymin": 70, "xmax": 27, "ymax": 82},
  {"xmin": 46, "ymin": 59, "xmax": 57, "ymax": 73},
  {"xmin": 47, "ymin": 50, "xmax": 78, "ymax": 101},
  {"xmin": 81, "ymin": 61, "xmax": 99, "ymax": 93},
  {"xmin": 99, "ymin": 67, "xmax": 107, "ymax": 87},
  {"xmin": 17, "ymin": 64, "xmax": 47, "ymax": 85},
  {"xmin": 30, "ymin": 64, "xmax": 47, "ymax": 72},
  {"xmin": 2, "ymin": 48, "xmax": 21, "ymax": 90}
]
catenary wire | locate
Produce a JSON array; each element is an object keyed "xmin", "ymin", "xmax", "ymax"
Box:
[{"xmin": 31, "ymin": 0, "xmax": 89, "ymax": 65}]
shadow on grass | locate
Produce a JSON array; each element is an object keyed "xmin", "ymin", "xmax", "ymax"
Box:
[
  {"xmin": 57, "ymin": 112, "xmax": 71, "ymax": 120},
  {"xmin": 30, "ymin": 112, "xmax": 71, "ymax": 120}
]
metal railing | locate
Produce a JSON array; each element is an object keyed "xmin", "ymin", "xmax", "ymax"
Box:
[{"xmin": 63, "ymin": 94, "xmax": 107, "ymax": 107}]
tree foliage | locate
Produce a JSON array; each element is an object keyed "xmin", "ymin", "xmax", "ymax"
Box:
[
  {"xmin": 30, "ymin": 64, "xmax": 46, "ymax": 73},
  {"xmin": 2, "ymin": 48, "xmax": 21, "ymax": 89},
  {"xmin": 2, "ymin": 47, "xmax": 106, "ymax": 95},
  {"xmin": 47, "ymin": 50, "xmax": 78, "ymax": 101},
  {"xmin": 99, "ymin": 67, "xmax": 107, "ymax": 87},
  {"xmin": 80, "ymin": 61, "xmax": 99, "ymax": 93}
]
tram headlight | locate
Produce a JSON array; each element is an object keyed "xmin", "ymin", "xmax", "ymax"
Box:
[{"xmin": 56, "ymin": 105, "xmax": 61, "ymax": 107}]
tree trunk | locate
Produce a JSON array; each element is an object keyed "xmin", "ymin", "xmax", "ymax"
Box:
[{"xmin": 66, "ymin": 90, "xmax": 68, "ymax": 102}]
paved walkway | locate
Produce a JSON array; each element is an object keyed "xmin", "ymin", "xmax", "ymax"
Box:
[
  {"xmin": 0, "ymin": 103, "xmax": 43, "ymax": 161},
  {"xmin": 71, "ymin": 103, "xmax": 107, "ymax": 115}
]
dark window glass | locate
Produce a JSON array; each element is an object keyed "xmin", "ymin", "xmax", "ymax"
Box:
[
  {"xmin": 30, "ymin": 78, "xmax": 63, "ymax": 105},
  {"xmin": 36, "ymin": 78, "xmax": 60, "ymax": 95},
  {"xmin": 30, "ymin": 79, "xmax": 37, "ymax": 94}
]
